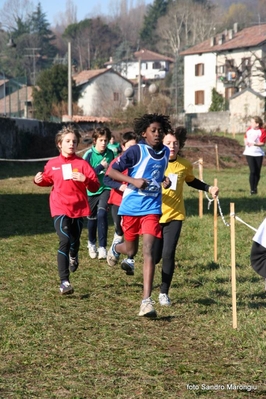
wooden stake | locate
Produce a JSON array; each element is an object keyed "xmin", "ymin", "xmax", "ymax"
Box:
[
  {"xmin": 230, "ymin": 203, "xmax": 237, "ymax": 329},
  {"xmin": 199, "ymin": 158, "xmax": 203, "ymax": 218},
  {"xmin": 214, "ymin": 178, "xmax": 218, "ymax": 262},
  {"xmin": 215, "ymin": 144, "xmax": 220, "ymax": 171}
]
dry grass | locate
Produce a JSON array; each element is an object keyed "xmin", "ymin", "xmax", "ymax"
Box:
[{"xmin": 0, "ymin": 161, "xmax": 266, "ymax": 398}]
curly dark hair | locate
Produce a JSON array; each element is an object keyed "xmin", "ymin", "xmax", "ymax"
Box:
[
  {"xmin": 133, "ymin": 113, "xmax": 172, "ymax": 138},
  {"xmin": 174, "ymin": 126, "xmax": 187, "ymax": 151}
]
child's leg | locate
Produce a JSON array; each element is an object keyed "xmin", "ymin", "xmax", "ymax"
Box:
[
  {"xmin": 87, "ymin": 195, "xmax": 98, "ymax": 245},
  {"xmin": 54, "ymin": 215, "xmax": 71, "ymax": 282},
  {"xmin": 246, "ymin": 156, "xmax": 257, "ymax": 192},
  {"xmin": 142, "ymin": 234, "xmax": 156, "ymax": 299},
  {"xmin": 111, "ymin": 205, "xmax": 123, "ymax": 237},
  {"xmin": 160, "ymin": 220, "xmax": 182, "ymax": 294},
  {"xmin": 253, "ymin": 156, "xmax": 263, "ymax": 191},
  {"xmin": 97, "ymin": 190, "xmax": 110, "ymax": 248},
  {"xmin": 250, "ymin": 241, "xmax": 266, "ymax": 279},
  {"xmin": 116, "ymin": 238, "xmax": 139, "ymax": 258},
  {"xmin": 69, "ymin": 217, "xmax": 84, "ymax": 257},
  {"xmin": 152, "ymin": 236, "xmax": 163, "ymax": 265}
]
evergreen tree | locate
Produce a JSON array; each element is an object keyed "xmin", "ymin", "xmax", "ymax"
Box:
[
  {"xmin": 209, "ymin": 88, "xmax": 225, "ymax": 111},
  {"xmin": 139, "ymin": 0, "xmax": 169, "ymax": 49},
  {"xmin": 32, "ymin": 64, "xmax": 79, "ymax": 121},
  {"xmin": 29, "ymin": 3, "xmax": 57, "ymax": 70}
]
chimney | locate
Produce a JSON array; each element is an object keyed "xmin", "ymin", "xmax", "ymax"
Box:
[
  {"xmin": 228, "ymin": 29, "xmax": 233, "ymax": 39},
  {"xmin": 110, "ymin": 56, "xmax": 113, "ymax": 63},
  {"xmin": 218, "ymin": 34, "xmax": 225, "ymax": 45},
  {"xmin": 233, "ymin": 23, "xmax": 238, "ymax": 33},
  {"xmin": 210, "ymin": 37, "xmax": 216, "ymax": 46}
]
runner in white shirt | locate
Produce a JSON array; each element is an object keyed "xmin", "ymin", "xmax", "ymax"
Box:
[{"xmin": 243, "ymin": 116, "xmax": 266, "ymax": 195}]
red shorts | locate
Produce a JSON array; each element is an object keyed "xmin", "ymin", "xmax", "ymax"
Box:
[{"xmin": 121, "ymin": 214, "xmax": 162, "ymax": 241}]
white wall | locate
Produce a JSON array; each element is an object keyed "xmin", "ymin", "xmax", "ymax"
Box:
[
  {"xmin": 184, "ymin": 53, "xmax": 217, "ymax": 113},
  {"xmin": 78, "ymin": 72, "xmax": 133, "ymax": 116},
  {"xmin": 183, "ymin": 47, "xmax": 266, "ymax": 114},
  {"xmin": 115, "ymin": 61, "xmax": 169, "ymax": 80}
]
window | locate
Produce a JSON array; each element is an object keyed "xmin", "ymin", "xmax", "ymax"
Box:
[
  {"xmin": 241, "ymin": 57, "xmax": 251, "ymax": 71},
  {"xmin": 152, "ymin": 61, "xmax": 161, "ymax": 69},
  {"xmin": 113, "ymin": 92, "xmax": 119, "ymax": 101},
  {"xmin": 195, "ymin": 90, "xmax": 204, "ymax": 105},
  {"xmin": 216, "ymin": 65, "xmax": 225, "ymax": 74},
  {"xmin": 195, "ymin": 63, "xmax": 204, "ymax": 76}
]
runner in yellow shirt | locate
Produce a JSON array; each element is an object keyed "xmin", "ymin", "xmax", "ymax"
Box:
[{"xmin": 153, "ymin": 126, "xmax": 219, "ymax": 306}]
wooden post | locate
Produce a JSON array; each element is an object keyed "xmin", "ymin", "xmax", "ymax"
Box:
[
  {"xmin": 214, "ymin": 178, "xmax": 218, "ymax": 262},
  {"xmin": 215, "ymin": 144, "xmax": 220, "ymax": 171},
  {"xmin": 230, "ymin": 203, "xmax": 237, "ymax": 329},
  {"xmin": 199, "ymin": 158, "xmax": 203, "ymax": 218}
]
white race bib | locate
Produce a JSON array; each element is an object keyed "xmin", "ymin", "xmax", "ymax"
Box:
[{"xmin": 62, "ymin": 164, "xmax": 73, "ymax": 180}]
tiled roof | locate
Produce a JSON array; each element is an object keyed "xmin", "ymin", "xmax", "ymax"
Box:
[
  {"xmin": 134, "ymin": 48, "xmax": 174, "ymax": 62},
  {"xmin": 63, "ymin": 115, "xmax": 111, "ymax": 123},
  {"xmin": 73, "ymin": 68, "xmax": 133, "ymax": 86},
  {"xmin": 104, "ymin": 48, "xmax": 174, "ymax": 65},
  {"xmin": 180, "ymin": 24, "xmax": 266, "ymax": 56},
  {"xmin": 230, "ymin": 87, "xmax": 266, "ymax": 100},
  {"xmin": 73, "ymin": 69, "xmax": 108, "ymax": 86}
]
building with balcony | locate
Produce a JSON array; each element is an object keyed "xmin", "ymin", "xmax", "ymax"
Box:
[{"xmin": 180, "ymin": 23, "xmax": 266, "ymax": 115}]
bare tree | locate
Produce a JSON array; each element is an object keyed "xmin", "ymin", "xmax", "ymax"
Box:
[
  {"xmin": 106, "ymin": 0, "xmax": 146, "ymax": 48},
  {"xmin": 52, "ymin": 0, "xmax": 78, "ymax": 29},
  {"xmin": 157, "ymin": 0, "xmax": 220, "ymax": 56},
  {"xmin": 0, "ymin": 0, "xmax": 34, "ymax": 29}
]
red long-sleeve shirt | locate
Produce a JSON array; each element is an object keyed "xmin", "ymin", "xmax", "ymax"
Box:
[{"xmin": 35, "ymin": 153, "xmax": 100, "ymax": 217}]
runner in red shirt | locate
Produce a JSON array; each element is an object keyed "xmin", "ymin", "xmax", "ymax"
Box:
[{"xmin": 34, "ymin": 125, "xmax": 99, "ymax": 295}]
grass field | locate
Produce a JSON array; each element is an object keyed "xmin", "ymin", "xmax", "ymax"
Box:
[{"xmin": 0, "ymin": 159, "xmax": 266, "ymax": 398}]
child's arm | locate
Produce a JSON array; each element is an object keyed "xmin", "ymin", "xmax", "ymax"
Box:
[
  {"xmin": 82, "ymin": 164, "xmax": 100, "ymax": 193},
  {"xmin": 187, "ymin": 178, "xmax": 219, "ymax": 199},
  {"xmin": 103, "ymin": 173, "xmax": 123, "ymax": 190},
  {"xmin": 34, "ymin": 171, "xmax": 53, "ymax": 187},
  {"xmin": 107, "ymin": 168, "xmax": 148, "ymax": 190}
]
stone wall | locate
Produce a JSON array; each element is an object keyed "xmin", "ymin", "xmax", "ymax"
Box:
[
  {"xmin": 185, "ymin": 111, "xmax": 231, "ymax": 134},
  {"xmin": 0, "ymin": 117, "xmax": 63, "ymax": 159}
]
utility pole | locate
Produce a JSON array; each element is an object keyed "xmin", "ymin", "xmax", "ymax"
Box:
[
  {"xmin": 25, "ymin": 48, "xmax": 41, "ymax": 85},
  {"xmin": 68, "ymin": 41, "xmax": 72, "ymax": 117},
  {"xmin": 138, "ymin": 58, "xmax": 141, "ymax": 103}
]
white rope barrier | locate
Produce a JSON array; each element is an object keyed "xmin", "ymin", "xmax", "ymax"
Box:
[
  {"xmin": 230, "ymin": 213, "xmax": 257, "ymax": 232},
  {"xmin": 0, "ymin": 146, "xmax": 91, "ymax": 162}
]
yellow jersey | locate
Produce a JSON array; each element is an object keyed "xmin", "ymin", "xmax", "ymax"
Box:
[{"xmin": 160, "ymin": 156, "xmax": 195, "ymax": 223}]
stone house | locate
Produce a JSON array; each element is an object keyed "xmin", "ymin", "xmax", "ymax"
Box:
[{"xmin": 73, "ymin": 68, "xmax": 134, "ymax": 117}]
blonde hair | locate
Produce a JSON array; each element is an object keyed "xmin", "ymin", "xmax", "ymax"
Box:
[{"xmin": 55, "ymin": 125, "xmax": 81, "ymax": 150}]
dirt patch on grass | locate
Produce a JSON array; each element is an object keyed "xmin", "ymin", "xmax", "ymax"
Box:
[
  {"xmin": 182, "ymin": 134, "xmax": 246, "ymax": 169},
  {"xmin": 80, "ymin": 133, "xmax": 266, "ymax": 169}
]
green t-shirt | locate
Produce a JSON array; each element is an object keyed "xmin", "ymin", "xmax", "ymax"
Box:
[{"xmin": 83, "ymin": 146, "xmax": 114, "ymax": 196}]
